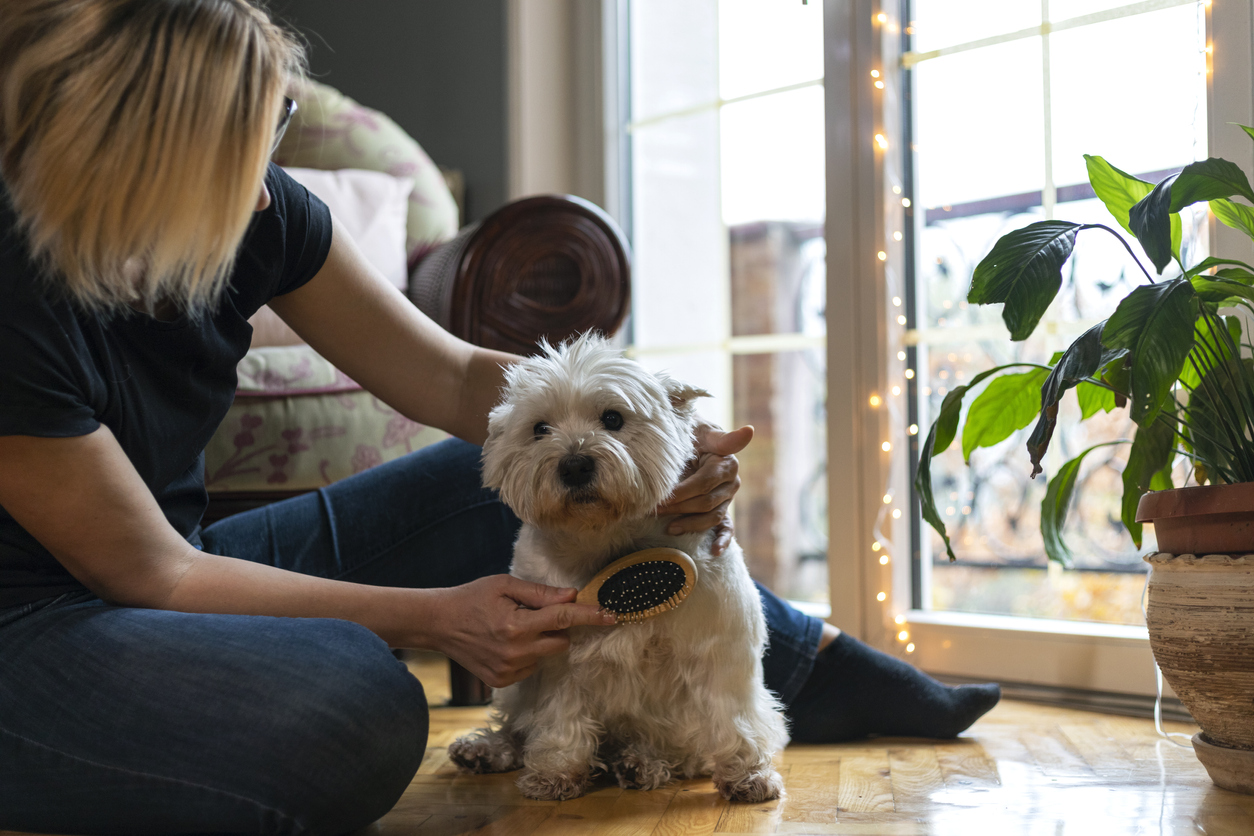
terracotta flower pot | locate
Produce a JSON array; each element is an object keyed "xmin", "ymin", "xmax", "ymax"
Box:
[
  {"xmin": 1136, "ymin": 482, "xmax": 1254, "ymax": 555},
  {"xmin": 1143, "ymin": 552, "xmax": 1254, "ymax": 794}
]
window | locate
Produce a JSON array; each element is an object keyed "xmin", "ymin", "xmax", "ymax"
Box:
[
  {"xmin": 820, "ymin": 0, "xmax": 1252, "ymax": 696},
  {"xmin": 907, "ymin": 1, "xmax": 1208, "ymax": 628},
  {"xmin": 627, "ymin": 0, "xmax": 827, "ymax": 603},
  {"xmin": 622, "ymin": 0, "xmax": 1251, "ymax": 698}
]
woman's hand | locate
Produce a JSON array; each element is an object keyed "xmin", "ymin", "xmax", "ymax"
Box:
[
  {"xmin": 427, "ymin": 575, "xmax": 617, "ymax": 688},
  {"xmin": 656, "ymin": 424, "xmax": 753, "ymax": 556}
]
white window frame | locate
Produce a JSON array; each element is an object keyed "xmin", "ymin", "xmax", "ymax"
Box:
[{"xmin": 824, "ymin": 0, "xmax": 1254, "ymax": 697}]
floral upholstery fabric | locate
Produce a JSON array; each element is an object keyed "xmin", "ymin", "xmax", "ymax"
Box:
[
  {"xmin": 205, "ymin": 80, "xmax": 460, "ymax": 494},
  {"xmin": 204, "ymin": 347, "xmax": 448, "ymax": 492}
]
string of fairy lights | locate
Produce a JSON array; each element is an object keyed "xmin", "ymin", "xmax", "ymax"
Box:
[{"xmin": 868, "ymin": 7, "xmax": 915, "ymax": 656}]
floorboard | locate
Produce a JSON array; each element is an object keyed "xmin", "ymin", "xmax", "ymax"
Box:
[{"xmin": 4, "ymin": 652, "xmax": 1250, "ymax": 835}]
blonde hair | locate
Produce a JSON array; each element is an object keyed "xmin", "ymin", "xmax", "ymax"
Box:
[{"xmin": 0, "ymin": 0, "xmax": 305, "ymax": 315}]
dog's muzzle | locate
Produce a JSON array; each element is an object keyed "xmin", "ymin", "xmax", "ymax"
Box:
[{"xmin": 558, "ymin": 454, "xmax": 596, "ymax": 488}]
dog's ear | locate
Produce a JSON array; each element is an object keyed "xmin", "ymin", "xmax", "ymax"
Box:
[{"xmin": 662, "ymin": 377, "xmax": 710, "ymax": 419}]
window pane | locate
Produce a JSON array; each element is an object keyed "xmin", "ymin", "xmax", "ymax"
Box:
[
  {"xmin": 718, "ymin": 0, "xmax": 823, "ymax": 100},
  {"xmin": 1049, "ymin": 5, "xmax": 1207, "ymax": 189},
  {"xmin": 631, "ymin": 0, "xmax": 718, "ymax": 123},
  {"xmin": 732, "ymin": 349, "xmax": 828, "ymax": 601},
  {"xmin": 907, "ymin": 10, "xmax": 1207, "ymax": 628},
  {"xmin": 632, "ymin": 111, "xmax": 727, "ymax": 349},
  {"xmin": 910, "ymin": 0, "xmax": 1039, "ymax": 54},
  {"xmin": 914, "ymin": 38, "xmax": 1045, "ymax": 209},
  {"xmin": 721, "ymin": 86, "xmax": 826, "ymax": 228}
]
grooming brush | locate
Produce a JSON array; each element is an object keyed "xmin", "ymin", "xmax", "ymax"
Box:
[{"xmin": 576, "ymin": 548, "xmax": 697, "ymax": 623}]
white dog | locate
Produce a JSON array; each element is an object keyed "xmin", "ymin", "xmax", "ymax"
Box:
[{"xmin": 448, "ymin": 334, "xmax": 787, "ymax": 802}]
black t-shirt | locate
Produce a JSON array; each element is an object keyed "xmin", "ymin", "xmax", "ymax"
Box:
[{"xmin": 0, "ymin": 164, "xmax": 333, "ymax": 608}]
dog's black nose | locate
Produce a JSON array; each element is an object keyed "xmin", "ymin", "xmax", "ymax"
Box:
[{"xmin": 558, "ymin": 454, "xmax": 596, "ymax": 488}]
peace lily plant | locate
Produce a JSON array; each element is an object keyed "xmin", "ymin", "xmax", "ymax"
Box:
[{"xmin": 916, "ymin": 129, "xmax": 1254, "ymax": 565}]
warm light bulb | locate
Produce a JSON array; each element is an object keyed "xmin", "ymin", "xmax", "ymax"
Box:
[
  {"xmin": 872, "ymin": 541, "xmax": 882, "ymax": 551},
  {"xmin": 893, "ymin": 231, "xmax": 902, "ymax": 241},
  {"xmin": 881, "ymin": 441, "xmax": 892, "ymax": 452},
  {"xmin": 869, "ymin": 394, "xmax": 882, "ymax": 407},
  {"xmin": 893, "ymin": 296, "xmax": 902, "ymax": 306},
  {"xmin": 874, "ymin": 134, "xmax": 888, "ymax": 149},
  {"xmin": 883, "ymin": 493, "xmax": 892, "ymax": 504},
  {"xmin": 897, "ymin": 315, "xmax": 907, "ymax": 325},
  {"xmin": 892, "ymin": 385, "xmax": 901, "ymax": 396},
  {"xmin": 871, "ymin": 69, "xmax": 881, "ymax": 78},
  {"xmin": 875, "ymin": 80, "xmax": 885, "ymax": 90},
  {"xmin": 879, "ymin": 555, "xmax": 890, "ymax": 565},
  {"xmin": 897, "ymin": 350, "xmax": 906, "ymax": 361},
  {"xmin": 877, "ymin": 592, "xmax": 888, "ymax": 602},
  {"xmin": 892, "ymin": 185, "xmax": 902, "ymax": 195},
  {"xmin": 894, "ymin": 614, "xmax": 906, "ymax": 624},
  {"xmin": 906, "ymin": 642, "xmax": 916, "ymax": 653},
  {"xmin": 892, "ymin": 509, "xmax": 902, "ymax": 519},
  {"xmin": 897, "ymin": 630, "xmax": 909, "ymax": 641},
  {"xmin": 902, "ymin": 197, "xmax": 912, "ymax": 207},
  {"xmin": 905, "ymin": 369, "xmax": 915, "ymax": 379},
  {"xmin": 877, "ymin": 250, "xmax": 887, "ymax": 261},
  {"xmin": 908, "ymin": 423, "xmax": 918, "ymax": 435}
]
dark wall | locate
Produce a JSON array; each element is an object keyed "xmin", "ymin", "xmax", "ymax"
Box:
[{"xmin": 273, "ymin": 0, "xmax": 507, "ymax": 223}]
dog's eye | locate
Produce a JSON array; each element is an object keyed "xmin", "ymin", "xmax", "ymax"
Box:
[
  {"xmin": 601, "ymin": 410, "xmax": 624, "ymax": 431},
  {"xmin": 533, "ymin": 422, "xmax": 550, "ymax": 438}
]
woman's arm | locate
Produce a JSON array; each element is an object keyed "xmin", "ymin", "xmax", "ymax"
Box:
[
  {"xmin": 0, "ymin": 427, "xmax": 614, "ymax": 686},
  {"xmin": 266, "ymin": 217, "xmax": 510, "ymax": 445}
]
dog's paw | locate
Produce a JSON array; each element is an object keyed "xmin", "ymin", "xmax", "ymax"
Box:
[
  {"xmin": 612, "ymin": 753, "xmax": 672, "ymax": 791},
  {"xmin": 516, "ymin": 768, "xmax": 590, "ymax": 801},
  {"xmin": 715, "ymin": 769, "xmax": 784, "ymax": 803},
  {"xmin": 448, "ymin": 733, "xmax": 522, "ymax": 774}
]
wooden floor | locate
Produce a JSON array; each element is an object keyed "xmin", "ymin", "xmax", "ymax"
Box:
[
  {"xmin": 373, "ymin": 654, "xmax": 1251, "ymax": 836},
  {"xmin": 6, "ymin": 653, "xmax": 1251, "ymax": 835}
]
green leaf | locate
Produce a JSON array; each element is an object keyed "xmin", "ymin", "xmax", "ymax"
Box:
[
  {"xmin": 1183, "ymin": 256, "xmax": 1254, "ymax": 278},
  {"xmin": 1184, "ymin": 349, "xmax": 1254, "ymax": 485},
  {"xmin": 1025, "ymin": 322, "xmax": 1125, "ymax": 476},
  {"xmin": 1077, "ymin": 381, "xmax": 1117, "ymax": 418},
  {"xmin": 1101, "ymin": 279, "xmax": 1197, "ymax": 426},
  {"xmin": 962, "ymin": 368, "xmax": 1050, "ymax": 462},
  {"xmin": 1129, "ymin": 175, "xmax": 1179, "ymax": 274},
  {"xmin": 1240, "ymin": 124, "xmax": 1254, "ymax": 144},
  {"xmin": 969, "ymin": 221, "xmax": 1081, "ymax": 340},
  {"xmin": 1130, "ymin": 159, "xmax": 1254, "ymax": 273},
  {"xmin": 1083, "ymin": 154, "xmax": 1183, "ymax": 261},
  {"xmin": 1120, "ymin": 409, "xmax": 1177, "ymax": 548},
  {"xmin": 915, "ymin": 362, "xmax": 1042, "ymax": 563},
  {"xmin": 1210, "ymin": 198, "xmax": 1254, "ymax": 241},
  {"xmin": 914, "ymin": 422, "xmax": 956, "ymax": 563},
  {"xmin": 932, "ymin": 364, "xmax": 1027, "ymax": 454},
  {"xmin": 1170, "ymin": 158, "xmax": 1254, "ymax": 209},
  {"xmin": 1085, "ymin": 155, "xmax": 1153, "ymax": 236},
  {"xmin": 1181, "ymin": 314, "xmax": 1243, "ymax": 391},
  {"xmin": 1189, "ymin": 275, "xmax": 1254, "ymax": 306},
  {"xmin": 1101, "ymin": 355, "xmax": 1132, "ymax": 409},
  {"xmin": 1041, "ymin": 441, "xmax": 1126, "ymax": 566}
]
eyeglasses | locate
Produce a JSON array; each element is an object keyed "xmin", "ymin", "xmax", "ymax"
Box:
[{"xmin": 271, "ymin": 96, "xmax": 297, "ymax": 156}]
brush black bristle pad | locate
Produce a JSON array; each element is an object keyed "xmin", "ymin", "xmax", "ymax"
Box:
[{"xmin": 596, "ymin": 560, "xmax": 688, "ymax": 614}]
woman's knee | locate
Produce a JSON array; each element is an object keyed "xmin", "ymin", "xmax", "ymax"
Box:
[{"xmin": 266, "ymin": 620, "xmax": 429, "ymax": 833}]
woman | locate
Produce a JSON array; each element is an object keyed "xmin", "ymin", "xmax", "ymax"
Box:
[{"xmin": 0, "ymin": 2, "xmax": 999, "ymax": 833}]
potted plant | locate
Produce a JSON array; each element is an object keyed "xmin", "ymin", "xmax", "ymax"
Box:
[{"xmin": 915, "ymin": 132, "xmax": 1254, "ymax": 793}]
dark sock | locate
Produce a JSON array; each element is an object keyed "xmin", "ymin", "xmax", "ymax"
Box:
[{"xmin": 786, "ymin": 631, "xmax": 1001, "ymax": 743}]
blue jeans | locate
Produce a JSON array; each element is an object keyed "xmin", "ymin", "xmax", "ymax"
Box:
[{"xmin": 0, "ymin": 439, "xmax": 821, "ymax": 834}]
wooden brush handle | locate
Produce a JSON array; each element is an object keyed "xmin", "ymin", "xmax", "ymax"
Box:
[{"xmin": 576, "ymin": 548, "xmax": 697, "ymax": 607}]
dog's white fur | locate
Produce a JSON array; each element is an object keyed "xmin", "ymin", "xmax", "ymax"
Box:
[{"xmin": 448, "ymin": 334, "xmax": 788, "ymax": 802}]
